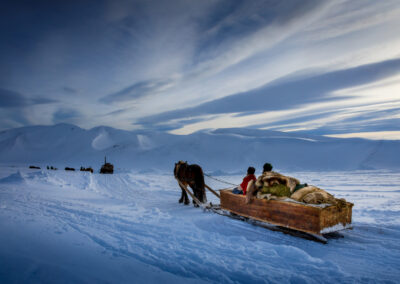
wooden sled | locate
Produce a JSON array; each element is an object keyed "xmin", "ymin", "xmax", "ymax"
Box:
[
  {"xmin": 217, "ymin": 189, "xmax": 353, "ymax": 243},
  {"xmin": 177, "ymin": 180, "xmax": 353, "ymax": 243}
]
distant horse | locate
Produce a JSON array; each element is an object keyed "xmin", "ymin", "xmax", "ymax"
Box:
[{"xmin": 174, "ymin": 161, "xmax": 206, "ymax": 206}]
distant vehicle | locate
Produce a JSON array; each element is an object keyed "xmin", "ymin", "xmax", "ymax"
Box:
[
  {"xmin": 65, "ymin": 167, "xmax": 75, "ymax": 171},
  {"xmin": 29, "ymin": 165, "xmax": 40, "ymax": 169},
  {"xmin": 100, "ymin": 156, "xmax": 114, "ymax": 174},
  {"xmin": 80, "ymin": 166, "xmax": 94, "ymax": 173}
]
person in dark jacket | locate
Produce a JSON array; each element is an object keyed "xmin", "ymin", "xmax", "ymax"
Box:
[
  {"xmin": 245, "ymin": 162, "xmax": 273, "ymax": 203},
  {"xmin": 232, "ymin": 167, "xmax": 256, "ymax": 195},
  {"xmin": 263, "ymin": 162, "xmax": 273, "ymax": 173}
]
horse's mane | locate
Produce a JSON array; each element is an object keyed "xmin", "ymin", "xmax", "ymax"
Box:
[{"xmin": 174, "ymin": 161, "xmax": 187, "ymax": 179}]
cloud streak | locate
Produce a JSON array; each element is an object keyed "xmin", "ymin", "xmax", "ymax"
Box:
[
  {"xmin": 100, "ymin": 79, "xmax": 174, "ymax": 104},
  {"xmin": 52, "ymin": 108, "xmax": 82, "ymax": 124},
  {"xmin": 138, "ymin": 58, "xmax": 400, "ymax": 127},
  {"xmin": 0, "ymin": 88, "xmax": 56, "ymax": 108}
]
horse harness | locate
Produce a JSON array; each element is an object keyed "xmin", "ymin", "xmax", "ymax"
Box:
[{"xmin": 174, "ymin": 162, "xmax": 195, "ymax": 187}]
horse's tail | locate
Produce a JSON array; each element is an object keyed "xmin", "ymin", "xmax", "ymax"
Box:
[{"xmin": 194, "ymin": 165, "xmax": 206, "ymax": 202}]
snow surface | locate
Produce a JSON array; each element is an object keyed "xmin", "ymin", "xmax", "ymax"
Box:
[
  {"xmin": 320, "ymin": 223, "xmax": 353, "ymax": 234},
  {"xmin": 1, "ymin": 166, "xmax": 400, "ymax": 283}
]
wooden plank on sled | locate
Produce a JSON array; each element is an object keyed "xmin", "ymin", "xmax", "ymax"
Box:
[
  {"xmin": 207, "ymin": 205, "xmax": 329, "ymax": 244},
  {"xmin": 176, "ymin": 179, "xmax": 204, "ymax": 207},
  {"xmin": 220, "ymin": 190, "xmax": 353, "ymax": 236},
  {"xmin": 205, "ymin": 184, "xmax": 220, "ymax": 199}
]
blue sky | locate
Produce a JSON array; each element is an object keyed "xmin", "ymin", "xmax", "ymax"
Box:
[{"xmin": 1, "ymin": 0, "xmax": 400, "ymax": 139}]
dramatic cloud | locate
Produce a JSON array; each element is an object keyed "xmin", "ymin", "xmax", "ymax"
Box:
[
  {"xmin": 0, "ymin": 0, "xmax": 399, "ymax": 139},
  {"xmin": 100, "ymin": 79, "xmax": 174, "ymax": 104},
  {"xmin": 0, "ymin": 88, "xmax": 56, "ymax": 108},
  {"xmin": 138, "ymin": 58, "xmax": 400, "ymax": 126},
  {"xmin": 62, "ymin": 87, "xmax": 78, "ymax": 94},
  {"xmin": 52, "ymin": 108, "xmax": 82, "ymax": 124},
  {"xmin": 0, "ymin": 88, "xmax": 57, "ymax": 129}
]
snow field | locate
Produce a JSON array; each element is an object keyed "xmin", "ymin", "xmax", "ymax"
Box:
[{"xmin": 0, "ymin": 167, "xmax": 399, "ymax": 283}]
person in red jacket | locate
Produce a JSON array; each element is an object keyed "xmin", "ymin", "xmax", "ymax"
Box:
[{"xmin": 232, "ymin": 167, "xmax": 256, "ymax": 195}]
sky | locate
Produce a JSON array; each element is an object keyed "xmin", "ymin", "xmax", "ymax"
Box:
[{"xmin": 1, "ymin": 0, "xmax": 400, "ymax": 139}]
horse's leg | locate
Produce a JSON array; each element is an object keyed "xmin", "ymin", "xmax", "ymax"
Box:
[
  {"xmin": 189, "ymin": 184, "xmax": 199, "ymax": 207},
  {"xmin": 191, "ymin": 187, "xmax": 198, "ymax": 206},
  {"xmin": 179, "ymin": 188, "xmax": 184, "ymax": 203},
  {"xmin": 183, "ymin": 188, "xmax": 189, "ymax": 205},
  {"xmin": 178, "ymin": 184, "xmax": 190, "ymax": 205},
  {"xmin": 193, "ymin": 190, "xmax": 199, "ymax": 206},
  {"xmin": 198, "ymin": 186, "xmax": 206, "ymax": 203},
  {"xmin": 184, "ymin": 191, "xmax": 189, "ymax": 205}
]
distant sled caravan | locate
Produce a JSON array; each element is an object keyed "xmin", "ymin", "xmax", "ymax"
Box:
[
  {"xmin": 80, "ymin": 166, "xmax": 94, "ymax": 173},
  {"xmin": 100, "ymin": 156, "xmax": 114, "ymax": 174}
]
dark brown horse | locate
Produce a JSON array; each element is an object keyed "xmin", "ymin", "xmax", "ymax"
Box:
[{"xmin": 174, "ymin": 161, "xmax": 206, "ymax": 206}]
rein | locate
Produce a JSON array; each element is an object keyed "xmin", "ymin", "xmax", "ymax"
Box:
[{"xmin": 203, "ymin": 173, "xmax": 238, "ymax": 187}]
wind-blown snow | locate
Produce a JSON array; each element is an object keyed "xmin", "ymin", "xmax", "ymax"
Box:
[
  {"xmin": 91, "ymin": 131, "xmax": 114, "ymax": 150},
  {"xmin": 137, "ymin": 134, "xmax": 154, "ymax": 150},
  {"xmin": 0, "ymin": 167, "xmax": 399, "ymax": 283}
]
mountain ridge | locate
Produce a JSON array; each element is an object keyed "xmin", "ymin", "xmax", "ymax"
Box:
[{"xmin": 0, "ymin": 124, "xmax": 399, "ymax": 172}]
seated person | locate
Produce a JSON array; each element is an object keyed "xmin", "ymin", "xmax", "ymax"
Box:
[
  {"xmin": 262, "ymin": 162, "xmax": 273, "ymax": 173},
  {"xmin": 247, "ymin": 163, "xmax": 339, "ymax": 205},
  {"xmin": 246, "ymin": 163, "xmax": 301, "ymax": 203},
  {"xmin": 232, "ymin": 167, "xmax": 256, "ymax": 195}
]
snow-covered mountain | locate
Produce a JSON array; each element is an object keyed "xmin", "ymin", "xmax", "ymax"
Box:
[{"xmin": 0, "ymin": 123, "xmax": 399, "ymax": 172}]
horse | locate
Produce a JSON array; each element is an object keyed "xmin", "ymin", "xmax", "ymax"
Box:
[{"xmin": 174, "ymin": 161, "xmax": 207, "ymax": 206}]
